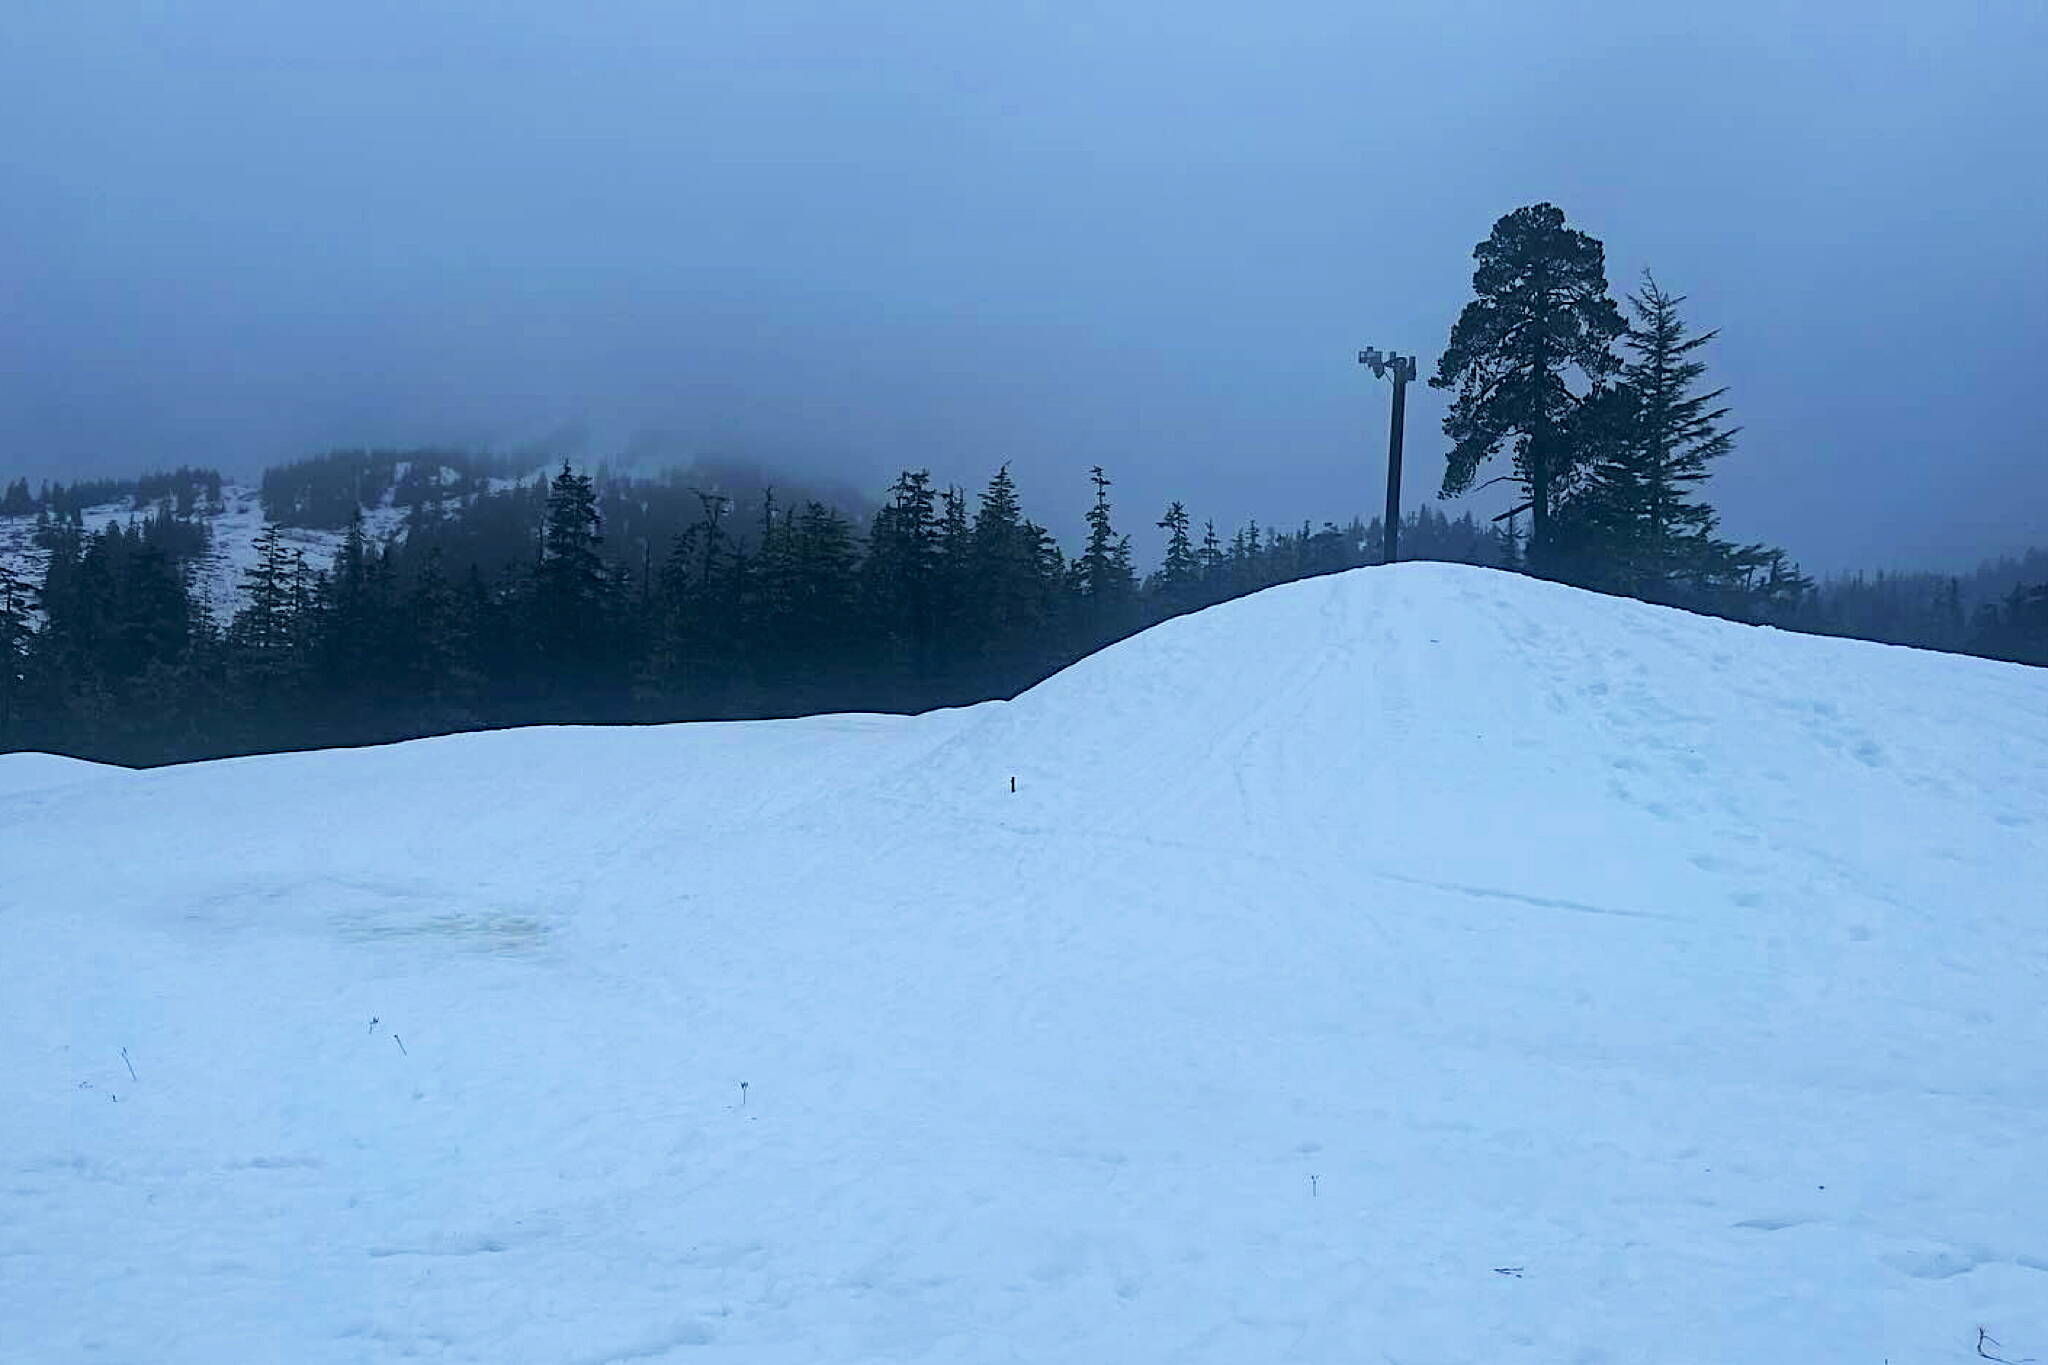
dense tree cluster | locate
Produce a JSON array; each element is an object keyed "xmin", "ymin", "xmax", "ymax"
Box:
[
  {"xmin": 1432, "ymin": 204, "xmax": 1813, "ymax": 616},
  {"xmin": 3, "ymin": 462, "xmax": 1492, "ymax": 765},
  {"xmin": 259, "ymin": 449, "xmax": 527, "ymax": 529},
  {"xmin": 4, "ymin": 469, "xmax": 225, "ymax": 525}
]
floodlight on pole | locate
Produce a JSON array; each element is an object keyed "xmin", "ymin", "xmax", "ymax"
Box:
[{"xmin": 1358, "ymin": 346, "xmax": 1417, "ymax": 564}]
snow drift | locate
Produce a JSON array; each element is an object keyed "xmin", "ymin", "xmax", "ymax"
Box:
[{"xmin": 4, "ymin": 563, "xmax": 2045, "ymax": 1363}]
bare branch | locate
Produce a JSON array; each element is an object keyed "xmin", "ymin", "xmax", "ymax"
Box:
[{"xmin": 1978, "ymin": 1327, "xmax": 2037, "ymax": 1364}]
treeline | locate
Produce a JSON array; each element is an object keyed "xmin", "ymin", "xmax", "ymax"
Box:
[
  {"xmin": 0, "ymin": 462, "xmax": 1518, "ymax": 765},
  {"xmin": 257, "ymin": 449, "xmax": 538, "ymax": 528},
  {"xmin": 1, "ymin": 468, "xmax": 224, "ymax": 521},
  {"xmin": 7, "ymin": 201, "xmax": 2047, "ymax": 765},
  {"xmin": 3, "ymin": 452, "xmax": 2042, "ymax": 768}
]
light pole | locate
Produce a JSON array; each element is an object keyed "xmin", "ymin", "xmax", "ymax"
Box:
[{"xmin": 1358, "ymin": 346, "xmax": 1417, "ymax": 565}]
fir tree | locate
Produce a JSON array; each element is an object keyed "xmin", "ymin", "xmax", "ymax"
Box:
[
  {"xmin": 1152, "ymin": 501, "xmax": 1200, "ymax": 613},
  {"xmin": 1431, "ymin": 203, "xmax": 1626, "ymax": 568},
  {"xmin": 970, "ymin": 465, "xmax": 1046, "ymax": 675},
  {"xmin": 231, "ymin": 524, "xmax": 301, "ymax": 656},
  {"xmin": 0, "ymin": 562, "xmax": 36, "ymax": 738},
  {"xmin": 1197, "ymin": 518, "xmax": 1227, "ymax": 601},
  {"xmin": 1563, "ymin": 273, "xmax": 1740, "ymax": 598},
  {"xmin": 1073, "ymin": 466, "xmax": 1136, "ymax": 645},
  {"xmin": 863, "ymin": 469, "xmax": 941, "ymax": 687}
]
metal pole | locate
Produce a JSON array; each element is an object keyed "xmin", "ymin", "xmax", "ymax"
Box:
[
  {"xmin": 1384, "ymin": 359, "xmax": 1409, "ymax": 565},
  {"xmin": 1359, "ymin": 348, "xmax": 1414, "ymax": 567}
]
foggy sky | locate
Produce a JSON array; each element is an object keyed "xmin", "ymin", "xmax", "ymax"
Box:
[{"xmin": 4, "ymin": 1, "xmax": 2044, "ymax": 573}]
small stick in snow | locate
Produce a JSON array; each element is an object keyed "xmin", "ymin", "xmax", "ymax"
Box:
[
  {"xmin": 393, "ymin": 1034, "xmax": 408, "ymax": 1057},
  {"xmin": 740, "ymin": 1081, "xmax": 748, "ymax": 1107},
  {"xmin": 121, "ymin": 1048, "xmax": 137, "ymax": 1082},
  {"xmin": 1977, "ymin": 1328, "xmax": 2036, "ymax": 1364},
  {"xmin": 1309, "ymin": 1174, "xmax": 1318, "ymax": 1197},
  {"xmin": 368, "ymin": 1016, "xmax": 380, "ymax": 1034}
]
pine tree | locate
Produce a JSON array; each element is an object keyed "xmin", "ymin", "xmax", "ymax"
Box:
[
  {"xmin": 0, "ymin": 561, "xmax": 36, "ymax": 738},
  {"xmin": 401, "ymin": 545, "xmax": 473, "ymax": 724},
  {"xmin": 969, "ymin": 465, "xmax": 1043, "ymax": 674},
  {"xmin": 1562, "ymin": 273, "xmax": 1740, "ymax": 598},
  {"xmin": 532, "ymin": 462, "xmax": 618, "ymax": 707},
  {"xmin": 1431, "ymin": 203, "xmax": 1626, "ymax": 568},
  {"xmin": 863, "ymin": 469, "xmax": 940, "ymax": 691},
  {"xmin": 1073, "ymin": 466, "xmax": 1136, "ymax": 645},
  {"xmin": 786, "ymin": 501, "xmax": 862, "ymax": 705},
  {"xmin": 231, "ymin": 524, "xmax": 300, "ymax": 656},
  {"xmin": 1197, "ymin": 518, "xmax": 1227, "ymax": 602},
  {"xmin": 933, "ymin": 484, "xmax": 975, "ymax": 678},
  {"xmin": 1616, "ymin": 273, "xmax": 1739, "ymax": 594},
  {"xmin": 1152, "ymin": 501, "xmax": 1200, "ymax": 614}
]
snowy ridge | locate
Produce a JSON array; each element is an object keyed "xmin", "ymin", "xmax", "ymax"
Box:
[
  {"xmin": 3, "ymin": 564, "xmax": 2046, "ymax": 1363},
  {"xmin": 0, "ymin": 464, "xmax": 549, "ymax": 622}
]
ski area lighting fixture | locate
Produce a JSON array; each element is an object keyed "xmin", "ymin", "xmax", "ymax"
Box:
[{"xmin": 1358, "ymin": 346, "xmax": 1417, "ymax": 566}]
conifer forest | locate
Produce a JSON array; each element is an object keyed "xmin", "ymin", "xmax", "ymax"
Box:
[{"xmin": 3, "ymin": 204, "xmax": 2044, "ymax": 768}]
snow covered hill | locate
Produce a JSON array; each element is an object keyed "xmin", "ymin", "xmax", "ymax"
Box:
[
  {"xmin": 0, "ymin": 462, "xmax": 545, "ymax": 623},
  {"xmin": 0, "ymin": 483, "xmax": 404, "ymax": 623},
  {"xmin": 4, "ymin": 564, "xmax": 2045, "ymax": 1363}
]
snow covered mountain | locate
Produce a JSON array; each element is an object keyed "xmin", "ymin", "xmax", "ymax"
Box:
[
  {"xmin": 0, "ymin": 462, "xmax": 546, "ymax": 624},
  {"xmin": 0, "ymin": 482, "xmax": 400, "ymax": 623},
  {"xmin": 3, "ymin": 564, "xmax": 2045, "ymax": 1363}
]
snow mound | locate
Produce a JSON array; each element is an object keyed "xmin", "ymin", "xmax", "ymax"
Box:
[
  {"xmin": 4, "ymin": 563, "xmax": 2045, "ymax": 1363},
  {"xmin": 0, "ymin": 751, "xmax": 130, "ymax": 799}
]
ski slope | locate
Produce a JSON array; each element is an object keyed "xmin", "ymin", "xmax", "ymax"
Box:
[
  {"xmin": 0, "ymin": 459, "xmax": 549, "ymax": 624},
  {"xmin": 0, "ymin": 483, "xmax": 408, "ymax": 625},
  {"xmin": 3, "ymin": 563, "xmax": 2046, "ymax": 1363}
]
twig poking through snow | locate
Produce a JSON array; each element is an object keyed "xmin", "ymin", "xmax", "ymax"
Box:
[
  {"xmin": 1978, "ymin": 1327, "xmax": 2037, "ymax": 1363},
  {"xmin": 740, "ymin": 1081, "xmax": 748, "ymax": 1107},
  {"xmin": 393, "ymin": 1034, "xmax": 408, "ymax": 1057},
  {"xmin": 368, "ymin": 1016, "xmax": 379, "ymax": 1034},
  {"xmin": 1309, "ymin": 1174, "xmax": 1318, "ymax": 1197},
  {"xmin": 121, "ymin": 1048, "xmax": 137, "ymax": 1082}
]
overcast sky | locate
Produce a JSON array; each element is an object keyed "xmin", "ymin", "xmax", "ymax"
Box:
[{"xmin": 4, "ymin": 0, "xmax": 2043, "ymax": 572}]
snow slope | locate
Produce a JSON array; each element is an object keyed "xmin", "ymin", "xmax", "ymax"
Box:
[
  {"xmin": 0, "ymin": 483, "xmax": 409, "ymax": 624},
  {"xmin": 3, "ymin": 564, "xmax": 2046, "ymax": 1363},
  {"xmin": 0, "ymin": 462, "xmax": 554, "ymax": 623}
]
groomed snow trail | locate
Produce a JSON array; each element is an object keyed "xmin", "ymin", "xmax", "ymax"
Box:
[{"xmin": 4, "ymin": 563, "xmax": 2045, "ymax": 1363}]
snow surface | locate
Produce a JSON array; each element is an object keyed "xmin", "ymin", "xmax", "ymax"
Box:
[
  {"xmin": 0, "ymin": 484, "xmax": 373, "ymax": 625},
  {"xmin": 0, "ymin": 752, "xmax": 126, "ymax": 800},
  {"xmin": 3, "ymin": 563, "xmax": 2046, "ymax": 1363}
]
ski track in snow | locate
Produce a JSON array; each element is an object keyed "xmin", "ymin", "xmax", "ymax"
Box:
[{"xmin": 2, "ymin": 563, "xmax": 2046, "ymax": 1363}]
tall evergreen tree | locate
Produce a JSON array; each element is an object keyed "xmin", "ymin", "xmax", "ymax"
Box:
[
  {"xmin": 1562, "ymin": 273, "xmax": 1740, "ymax": 598},
  {"xmin": 0, "ymin": 562, "xmax": 36, "ymax": 739},
  {"xmin": 230, "ymin": 524, "xmax": 301, "ymax": 656},
  {"xmin": 784, "ymin": 500, "xmax": 862, "ymax": 706},
  {"xmin": 863, "ymin": 469, "xmax": 941, "ymax": 689},
  {"xmin": 933, "ymin": 484, "xmax": 975, "ymax": 676},
  {"xmin": 1430, "ymin": 203, "xmax": 1626, "ymax": 568},
  {"xmin": 1152, "ymin": 501, "xmax": 1200, "ymax": 614},
  {"xmin": 1073, "ymin": 466, "xmax": 1136, "ymax": 645},
  {"xmin": 532, "ymin": 462, "xmax": 617, "ymax": 708},
  {"xmin": 969, "ymin": 466, "xmax": 1036, "ymax": 659}
]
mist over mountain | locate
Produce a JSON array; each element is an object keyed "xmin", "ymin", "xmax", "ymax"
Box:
[{"xmin": 5, "ymin": 1, "xmax": 2044, "ymax": 574}]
